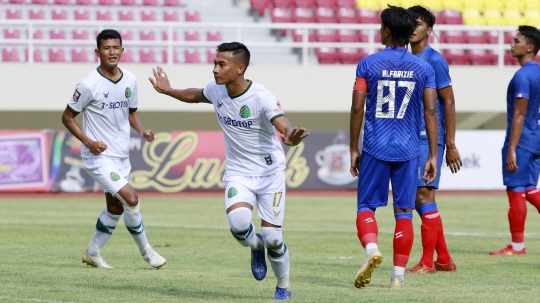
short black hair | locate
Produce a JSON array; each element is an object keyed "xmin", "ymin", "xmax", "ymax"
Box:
[
  {"xmin": 96, "ymin": 29, "xmax": 122, "ymax": 49},
  {"xmin": 216, "ymin": 42, "xmax": 250, "ymax": 72},
  {"xmin": 380, "ymin": 5, "xmax": 416, "ymax": 47},
  {"xmin": 408, "ymin": 5, "xmax": 436, "ymax": 28},
  {"xmin": 517, "ymin": 25, "xmax": 540, "ymax": 55}
]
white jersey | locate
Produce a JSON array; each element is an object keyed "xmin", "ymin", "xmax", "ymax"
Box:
[
  {"xmin": 67, "ymin": 67, "xmax": 138, "ymax": 159},
  {"xmin": 202, "ymin": 80, "xmax": 286, "ymax": 179}
]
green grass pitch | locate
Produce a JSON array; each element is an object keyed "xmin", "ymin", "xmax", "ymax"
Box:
[{"xmin": 1, "ymin": 193, "xmax": 540, "ymax": 303}]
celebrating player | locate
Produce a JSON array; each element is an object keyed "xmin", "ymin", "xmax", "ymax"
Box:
[
  {"xmin": 148, "ymin": 42, "xmax": 308, "ymax": 300},
  {"xmin": 405, "ymin": 6, "xmax": 462, "ymax": 274},
  {"xmin": 350, "ymin": 5, "xmax": 438, "ymax": 289},
  {"xmin": 61, "ymin": 29, "xmax": 166, "ymax": 269},
  {"xmin": 490, "ymin": 26, "xmax": 540, "ymax": 256}
]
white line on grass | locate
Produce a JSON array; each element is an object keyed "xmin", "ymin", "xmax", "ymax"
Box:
[{"xmin": 0, "ymin": 296, "xmax": 77, "ymax": 303}]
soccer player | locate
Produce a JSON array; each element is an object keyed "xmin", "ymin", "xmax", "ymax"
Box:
[
  {"xmin": 405, "ymin": 6, "xmax": 463, "ymax": 274},
  {"xmin": 148, "ymin": 42, "xmax": 308, "ymax": 300},
  {"xmin": 490, "ymin": 26, "xmax": 540, "ymax": 256},
  {"xmin": 350, "ymin": 5, "xmax": 438, "ymax": 289},
  {"xmin": 61, "ymin": 29, "xmax": 166, "ymax": 269}
]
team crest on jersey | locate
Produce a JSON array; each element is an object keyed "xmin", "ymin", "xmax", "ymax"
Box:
[
  {"xmin": 110, "ymin": 172, "xmax": 121, "ymax": 182},
  {"xmin": 239, "ymin": 105, "xmax": 250, "ymax": 118},
  {"xmin": 72, "ymin": 90, "xmax": 81, "ymax": 102},
  {"xmin": 103, "ymin": 92, "xmax": 109, "ymax": 99},
  {"xmin": 274, "ymin": 101, "xmax": 282, "ymax": 113},
  {"xmin": 264, "ymin": 155, "xmax": 273, "ymax": 165},
  {"xmin": 228, "ymin": 187, "xmax": 238, "ymax": 198},
  {"xmin": 125, "ymin": 87, "xmax": 132, "ymax": 99}
]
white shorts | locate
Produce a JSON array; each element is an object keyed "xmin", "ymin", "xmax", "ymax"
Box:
[
  {"xmin": 224, "ymin": 171, "xmax": 286, "ymax": 226},
  {"xmin": 82, "ymin": 156, "xmax": 130, "ymax": 195}
]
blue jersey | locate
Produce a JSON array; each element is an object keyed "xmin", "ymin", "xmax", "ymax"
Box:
[
  {"xmin": 504, "ymin": 61, "xmax": 540, "ymax": 154},
  {"xmin": 416, "ymin": 46, "xmax": 452, "ymax": 146},
  {"xmin": 356, "ymin": 47, "xmax": 436, "ymax": 161}
]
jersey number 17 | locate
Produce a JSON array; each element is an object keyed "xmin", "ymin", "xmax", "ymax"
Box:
[{"xmin": 376, "ymin": 80, "xmax": 416, "ymax": 119}]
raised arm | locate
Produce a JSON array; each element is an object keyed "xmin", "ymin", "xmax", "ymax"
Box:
[
  {"xmin": 506, "ymin": 97, "xmax": 528, "ymax": 173},
  {"xmin": 149, "ymin": 66, "xmax": 210, "ymax": 104},
  {"xmin": 349, "ymin": 90, "xmax": 366, "ymax": 177},
  {"xmin": 272, "ymin": 116, "xmax": 309, "ymax": 147},
  {"xmin": 439, "ymin": 86, "xmax": 462, "ymax": 173},
  {"xmin": 422, "ymin": 87, "xmax": 438, "ymax": 184},
  {"xmin": 61, "ymin": 107, "xmax": 106, "ymax": 156}
]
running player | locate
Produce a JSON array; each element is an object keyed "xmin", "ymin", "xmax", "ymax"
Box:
[
  {"xmin": 405, "ymin": 5, "xmax": 463, "ymax": 274},
  {"xmin": 350, "ymin": 5, "xmax": 438, "ymax": 289},
  {"xmin": 490, "ymin": 26, "xmax": 540, "ymax": 256},
  {"xmin": 61, "ymin": 29, "xmax": 166, "ymax": 269},
  {"xmin": 148, "ymin": 42, "xmax": 308, "ymax": 300}
]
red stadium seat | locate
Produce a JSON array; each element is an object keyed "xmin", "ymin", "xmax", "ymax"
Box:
[
  {"xmin": 74, "ymin": 9, "xmax": 90, "ymax": 20},
  {"xmin": 71, "ymin": 48, "xmax": 89, "ymax": 62},
  {"xmin": 295, "ymin": 0, "xmax": 316, "ymax": 8},
  {"xmin": 337, "ymin": 7, "xmax": 357, "ymax": 23},
  {"xmin": 185, "ymin": 49, "xmax": 202, "ymax": 63},
  {"xmin": 439, "ymin": 9, "xmax": 463, "ymax": 25},
  {"xmin": 251, "ymin": 0, "xmax": 271, "ymax": 16},
  {"xmin": 163, "ymin": 11, "xmax": 179, "ymax": 21},
  {"xmin": 293, "ymin": 7, "xmax": 315, "ymax": 22},
  {"xmin": 161, "ymin": 30, "xmax": 179, "ymax": 41},
  {"xmin": 6, "ymin": 8, "xmax": 23, "ymax": 19},
  {"xmin": 9, "ymin": 0, "xmax": 25, "ymax": 3},
  {"xmin": 76, "ymin": 0, "xmax": 92, "ymax": 4},
  {"xmin": 468, "ymin": 49, "xmax": 495, "ymax": 65},
  {"xmin": 440, "ymin": 31, "xmax": 465, "ymax": 43},
  {"xmin": 337, "ymin": 0, "xmax": 355, "ymax": 8},
  {"xmin": 161, "ymin": 49, "xmax": 180, "ymax": 63},
  {"xmin": 338, "ymin": 29, "xmax": 358, "ymax": 42},
  {"xmin": 96, "ymin": 10, "xmax": 112, "ymax": 21},
  {"xmin": 443, "ymin": 49, "xmax": 468, "ymax": 65},
  {"xmin": 315, "ymin": 7, "xmax": 337, "ymax": 23},
  {"xmin": 316, "ymin": 47, "xmax": 338, "ymax": 64},
  {"xmin": 118, "ymin": 10, "xmax": 135, "ymax": 21},
  {"xmin": 143, "ymin": 0, "xmax": 158, "ymax": 5},
  {"xmin": 504, "ymin": 31, "xmax": 515, "ymax": 44},
  {"xmin": 121, "ymin": 0, "xmax": 136, "ymax": 5},
  {"xmin": 140, "ymin": 48, "xmax": 157, "ymax": 63},
  {"xmin": 504, "ymin": 50, "xmax": 518, "ymax": 65},
  {"xmin": 29, "ymin": 9, "xmax": 46, "ymax": 20},
  {"xmin": 486, "ymin": 30, "xmax": 500, "ymax": 44},
  {"xmin": 338, "ymin": 48, "xmax": 368, "ymax": 64},
  {"xmin": 206, "ymin": 30, "xmax": 222, "ymax": 41},
  {"xmin": 273, "ymin": 0, "xmax": 294, "ymax": 9},
  {"xmin": 292, "ymin": 29, "xmax": 315, "ymax": 42},
  {"xmin": 120, "ymin": 49, "xmax": 134, "ymax": 62},
  {"xmin": 50, "ymin": 29, "xmax": 66, "ymax": 39},
  {"xmin": 357, "ymin": 29, "xmax": 369, "ymax": 42},
  {"xmin": 49, "ymin": 48, "xmax": 66, "ymax": 62},
  {"xmin": 357, "ymin": 9, "xmax": 378, "ymax": 24},
  {"xmin": 98, "ymin": 0, "xmax": 114, "ymax": 5},
  {"xmin": 464, "ymin": 30, "xmax": 487, "ymax": 44},
  {"xmin": 26, "ymin": 48, "xmax": 44, "ymax": 62},
  {"xmin": 184, "ymin": 30, "xmax": 200, "ymax": 41},
  {"xmin": 72, "ymin": 29, "xmax": 89, "ymax": 40},
  {"xmin": 32, "ymin": 0, "xmax": 48, "ymax": 4},
  {"xmin": 30, "ymin": 29, "xmax": 44, "ymax": 39},
  {"xmin": 2, "ymin": 48, "xmax": 20, "ymax": 62},
  {"xmin": 271, "ymin": 7, "xmax": 293, "ymax": 22},
  {"xmin": 4, "ymin": 28, "xmax": 21, "ymax": 39},
  {"xmin": 206, "ymin": 48, "xmax": 217, "ymax": 63},
  {"xmin": 54, "ymin": 0, "xmax": 71, "ymax": 4},
  {"xmin": 316, "ymin": 0, "xmax": 337, "ymax": 9},
  {"xmin": 118, "ymin": 29, "xmax": 134, "ymax": 40},
  {"xmin": 139, "ymin": 30, "xmax": 156, "ymax": 40},
  {"xmin": 164, "ymin": 0, "xmax": 185, "ymax": 6},
  {"xmin": 141, "ymin": 10, "xmax": 157, "ymax": 21},
  {"xmin": 185, "ymin": 10, "xmax": 201, "ymax": 22},
  {"xmin": 315, "ymin": 29, "xmax": 337, "ymax": 42},
  {"xmin": 52, "ymin": 9, "xmax": 68, "ymax": 20}
]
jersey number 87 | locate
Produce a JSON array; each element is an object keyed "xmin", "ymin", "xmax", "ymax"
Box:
[{"xmin": 376, "ymin": 80, "xmax": 416, "ymax": 119}]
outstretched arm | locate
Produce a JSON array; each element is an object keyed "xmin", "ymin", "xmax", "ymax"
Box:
[
  {"xmin": 272, "ymin": 116, "xmax": 309, "ymax": 147},
  {"xmin": 128, "ymin": 111, "xmax": 154, "ymax": 142},
  {"xmin": 439, "ymin": 86, "xmax": 462, "ymax": 173},
  {"xmin": 149, "ymin": 66, "xmax": 210, "ymax": 104},
  {"xmin": 349, "ymin": 90, "xmax": 366, "ymax": 177},
  {"xmin": 61, "ymin": 107, "xmax": 107, "ymax": 155},
  {"xmin": 506, "ymin": 97, "xmax": 528, "ymax": 173}
]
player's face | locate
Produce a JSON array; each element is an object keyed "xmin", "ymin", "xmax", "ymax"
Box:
[
  {"xmin": 410, "ymin": 18, "xmax": 431, "ymax": 44},
  {"xmin": 96, "ymin": 38, "xmax": 123, "ymax": 67},
  {"xmin": 213, "ymin": 51, "xmax": 245, "ymax": 85},
  {"xmin": 510, "ymin": 33, "xmax": 530, "ymax": 58}
]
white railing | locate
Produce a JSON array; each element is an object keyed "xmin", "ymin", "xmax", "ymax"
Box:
[{"xmin": 0, "ymin": 20, "xmax": 516, "ymax": 66}]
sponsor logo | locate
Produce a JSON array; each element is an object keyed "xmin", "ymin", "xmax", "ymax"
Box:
[
  {"xmin": 462, "ymin": 153, "xmax": 481, "ymax": 169},
  {"xmin": 264, "ymin": 155, "xmax": 273, "ymax": 165},
  {"xmin": 216, "ymin": 113, "xmax": 253, "ymax": 129},
  {"xmin": 365, "ymin": 218, "xmax": 374, "ymax": 223},
  {"xmin": 103, "ymin": 92, "xmax": 109, "ymax": 99},
  {"xmin": 72, "ymin": 89, "xmax": 81, "ymax": 102},
  {"xmin": 125, "ymin": 87, "xmax": 132, "ymax": 99},
  {"xmin": 239, "ymin": 105, "xmax": 250, "ymax": 118},
  {"xmin": 228, "ymin": 187, "xmax": 237, "ymax": 198},
  {"xmin": 395, "ymin": 231, "xmax": 403, "ymax": 239},
  {"xmin": 110, "ymin": 172, "xmax": 121, "ymax": 181},
  {"xmin": 217, "ymin": 101, "xmax": 223, "ymax": 108},
  {"xmin": 425, "ymin": 213, "xmax": 440, "ymax": 219},
  {"xmin": 107, "ymin": 101, "xmax": 129, "ymax": 109},
  {"xmin": 273, "ymin": 210, "xmax": 281, "ymax": 217}
]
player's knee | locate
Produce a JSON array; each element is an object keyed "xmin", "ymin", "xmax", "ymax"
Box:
[
  {"xmin": 115, "ymin": 193, "xmax": 140, "ymax": 212},
  {"xmin": 227, "ymin": 207, "xmax": 252, "ymax": 233},
  {"xmin": 261, "ymin": 227, "xmax": 283, "ymax": 249}
]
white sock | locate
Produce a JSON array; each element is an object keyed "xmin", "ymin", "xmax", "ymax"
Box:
[
  {"xmin": 511, "ymin": 242, "xmax": 525, "ymax": 251},
  {"xmin": 88, "ymin": 208, "xmax": 120, "ymax": 256},
  {"xmin": 365, "ymin": 243, "xmax": 378, "ymax": 257},
  {"xmin": 392, "ymin": 266, "xmax": 405, "ymax": 278},
  {"xmin": 277, "ymin": 269, "xmax": 290, "ymax": 289},
  {"xmin": 124, "ymin": 209, "xmax": 151, "ymax": 255},
  {"xmin": 261, "ymin": 226, "xmax": 290, "ymax": 277}
]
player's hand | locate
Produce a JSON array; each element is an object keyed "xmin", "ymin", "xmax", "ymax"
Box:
[
  {"xmin": 149, "ymin": 66, "xmax": 171, "ymax": 94},
  {"xmin": 445, "ymin": 147, "xmax": 462, "ymax": 174},
  {"xmin": 87, "ymin": 141, "xmax": 107, "ymax": 156},
  {"xmin": 506, "ymin": 148, "xmax": 518, "ymax": 173},
  {"xmin": 422, "ymin": 157, "xmax": 438, "ymax": 185},
  {"xmin": 142, "ymin": 130, "xmax": 154, "ymax": 142},
  {"xmin": 350, "ymin": 150, "xmax": 361, "ymax": 177},
  {"xmin": 281, "ymin": 127, "xmax": 309, "ymax": 146}
]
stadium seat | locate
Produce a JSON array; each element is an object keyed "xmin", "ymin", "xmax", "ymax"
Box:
[
  {"xmin": 161, "ymin": 30, "xmax": 179, "ymax": 41},
  {"xmin": 338, "ymin": 47, "xmax": 367, "ymax": 64},
  {"xmin": 164, "ymin": 0, "xmax": 185, "ymax": 6},
  {"xmin": 271, "ymin": 7, "xmax": 293, "ymax": 23},
  {"xmin": 338, "ymin": 29, "xmax": 358, "ymax": 42},
  {"xmin": 25, "ymin": 48, "xmax": 44, "ymax": 62},
  {"xmin": 504, "ymin": 31, "xmax": 515, "ymax": 44},
  {"xmin": 50, "ymin": 29, "xmax": 66, "ymax": 39},
  {"xmin": 143, "ymin": 0, "xmax": 158, "ymax": 5},
  {"xmin": 139, "ymin": 30, "xmax": 156, "ymax": 40},
  {"xmin": 462, "ymin": 8, "xmax": 484, "ymax": 25},
  {"xmin": 468, "ymin": 49, "xmax": 496, "ymax": 65},
  {"xmin": 525, "ymin": 10, "xmax": 540, "ymax": 26},
  {"xmin": 72, "ymin": 29, "xmax": 89, "ymax": 40},
  {"xmin": 206, "ymin": 48, "xmax": 217, "ymax": 63},
  {"xmin": 161, "ymin": 49, "xmax": 180, "ymax": 63},
  {"xmin": 292, "ymin": 29, "xmax": 315, "ymax": 42},
  {"xmin": 355, "ymin": 0, "xmax": 380, "ymax": 11},
  {"xmin": 484, "ymin": 0, "xmax": 504, "ymax": 10},
  {"xmin": 29, "ymin": 9, "xmax": 46, "ymax": 20},
  {"xmin": 121, "ymin": 0, "xmax": 136, "ymax": 5},
  {"xmin": 504, "ymin": 50, "xmax": 518, "ymax": 65},
  {"xmin": 185, "ymin": 10, "xmax": 201, "ymax": 22},
  {"xmin": 71, "ymin": 48, "xmax": 89, "ymax": 62},
  {"xmin": 503, "ymin": 9, "xmax": 522, "ymax": 26},
  {"xmin": 206, "ymin": 30, "xmax": 222, "ymax": 41},
  {"xmin": 121, "ymin": 48, "xmax": 134, "ymax": 62},
  {"xmin": 96, "ymin": 10, "xmax": 112, "ymax": 20},
  {"xmin": 315, "ymin": 7, "xmax": 337, "ymax": 23},
  {"xmin": 337, "ymin": 7, "xmax": 357, "ymax": 23},
  {"xmin": 184, "ymin": 49, "xmax": 202, "ymax": 63},
  {"xmin": 76, "ymin": 0, "xmax": 92, "ymax": 4},
  {"xmin": 49, "ymin": 48, "xmax": 66, "ymax": 62},
  {"xmin": 140, "ymin": 48, "xmax": 157, "ymax": 63},
  {"xmin": 30, "ymin": 29, "xmax": 44, "ymax": 39},
  {"xmin": 2, "ymin": 48, "xmax": 20, "ymax": 62},
  {"xmin": 486, "ymin": 30, "xmax": 500, "ymax": 44},
  {"xmin": 441, "ymin": 0, "xmax": 464, "ymax": 12},
  {"xmin": 295, "ymin": 0, "xmax": 316, "ymax": 8},
  {"xmin": 337, "ymin": 0, "xmax": 356, "ymax": 8},
  {"xmin": 184, "ymin": 30, "xmax": 200, "ymax": 41},
  {"xmin": 273, "ymin": 0, "xmax": 294, "ymax": 9},
  {"xmin": 315, "ymin": 29, "xmax": 338, "ymax": 42},
  {"xmin": 374, "ymin": 31, "xmax": 381, "ymax": 43},
  {"xmin": 251, "ymin": 0, "xmax": 271, "ymax": 16},
  {"xmin": 74, "ymin": 9, "xmax": 90, "ymax": 20},
  {"xmin": 118, "ymin": 29, "xmax": 134, "ymax": 40},
  {"xmin": 439, "ymin": 9, "xmax": 463, "ymax": 25},
  {"xmin": 141, "ymin": 10, "xmax": 157, "ymax": 21},
  {"xmin": 440, "ymin": 30, "xmax": 465, "ymax": 43},
  {"xmin": 293, "ymin": 8, "xmax": 315, "ymax": 22},
  {"xmin": 316, "ymin": 47, "xmax": 338, "ymax": 64},
  {"xmin": 357, "ymin": 9, "xmax": 378, "ymax": 24},
  {"xmin": 4, "ymin": 28, "xmax": 21, "ymax": 39},
  {"xmin": 504, "ymin": 0, "xmax": 524, "ymax": 10},
  {"xmin": 316, "ymin": 0, "xmax": 337, "ymax": 9},
  {"xmin": 9, "ymin": 0, "xmax": 25, "ymax": 3},
  {"xmin": 357, "ymin": 29, "xmax": 369, "ymax": 42},
  {"xmin": 32, "ymin": 0, "xmax": 48, "ymax": 4},
  {"xmin": 119, "ymin": 10, "xmax": 135, "ymax": 21},
  {"xmin": 442, "ymin": 49, "xmax": 468, "ymax": 65},
  {"xmin": 54, "ymin": 0, "xmax": 71, "ymax": 4},
  {"xmin": 464, "ymin": 30, "xmax": 486, "ymax": 44},
  {"xmin": 52, "ymin": 9, "xmax": 68, "ymax": 20},
  {"xmin": 163, "ymin": 11, "xmax": 180, "ymax": 21},
  {"xmin": 98, "ymin": 0, "xmax": 114, "ymax": 5},
  {"xmin": 484, "ymin": 8, "xmax": 503, "ymax": 25}
]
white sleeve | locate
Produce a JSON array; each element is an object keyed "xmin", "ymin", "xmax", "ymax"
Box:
[
  {"xmin": 129, "ymin": 80, "xmax": 139, "ymax": 112},
  {"xmin": 260, "ymin": 94, "xmax": 285, "ymax": 123},
  {"xmin": 201, "ymin": 81, "xmax": 215, "ymax": 104},
  {"xmin": 67, "ymin": 82, "xmax": 92, "ymax": 113}
]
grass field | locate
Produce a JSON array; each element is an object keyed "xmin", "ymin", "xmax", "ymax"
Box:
[{"xmin": 1, "ymin": 193, "xmax": 540, "ymax": 303}]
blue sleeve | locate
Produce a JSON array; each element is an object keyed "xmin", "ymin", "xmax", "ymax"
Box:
[
  {"xmin": 356, "ymin": 58, "xmax": 368, "ymax": 78},
  {"xmin": 424, "ymin": 63, "xmax": 436, "ymax": 89},
  {"xmin": 432, "ymin": 56, "xmax": 452, "ymax": 90},
  {"xmin": 512, "ymin": 70, "xmax": 530, "ymax": 99}
]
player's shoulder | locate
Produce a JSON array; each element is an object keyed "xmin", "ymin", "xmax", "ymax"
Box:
[
  {"xmin": 517, "ymin": 62, "xmax": 540, "ymax": 76},
  {"xmin": 120, "ymin": 68, "xmax": 137, "ymax": 81},
  {"xmin": 249, "ymin": 81, "xmax": 278, "ymax": 101},
  {"xmin": 203, "ymin": 79, "xmax": 223, "ymax": 93},
  {"xmin": 425, "ymin": 47, "xmax": 449, "ymax": 67}
]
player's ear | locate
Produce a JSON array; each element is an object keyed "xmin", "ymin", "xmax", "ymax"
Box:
[
  {"xmin": 427, "ymin": 27, "xmax": 433, "ymax": 37},
  {"xmin": 237, "ymin": 63, "xmax": 246, "ymax": 75}
]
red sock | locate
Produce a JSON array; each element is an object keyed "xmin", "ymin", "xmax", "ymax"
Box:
[
  {"xmin": 393, "ymin": 216, "xmax": 414, "ymax": 268},
  {"xmin": 356, "ymin": 210, "xmax": 378, "ymax": 248},
  {"xmin": 435, "ymin": 215, "xmax": 452, "ymax": 264},
  {"xmin": 525, "ymin": 188, "xmax": 540, "ymax": 213},
  {"xmin": 419, "ymin": 210, "xmax": 439, "ymax": 268},
  {"xmin": 507, "ymin": 190, "xmax": 527, "ymax": 243}
]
